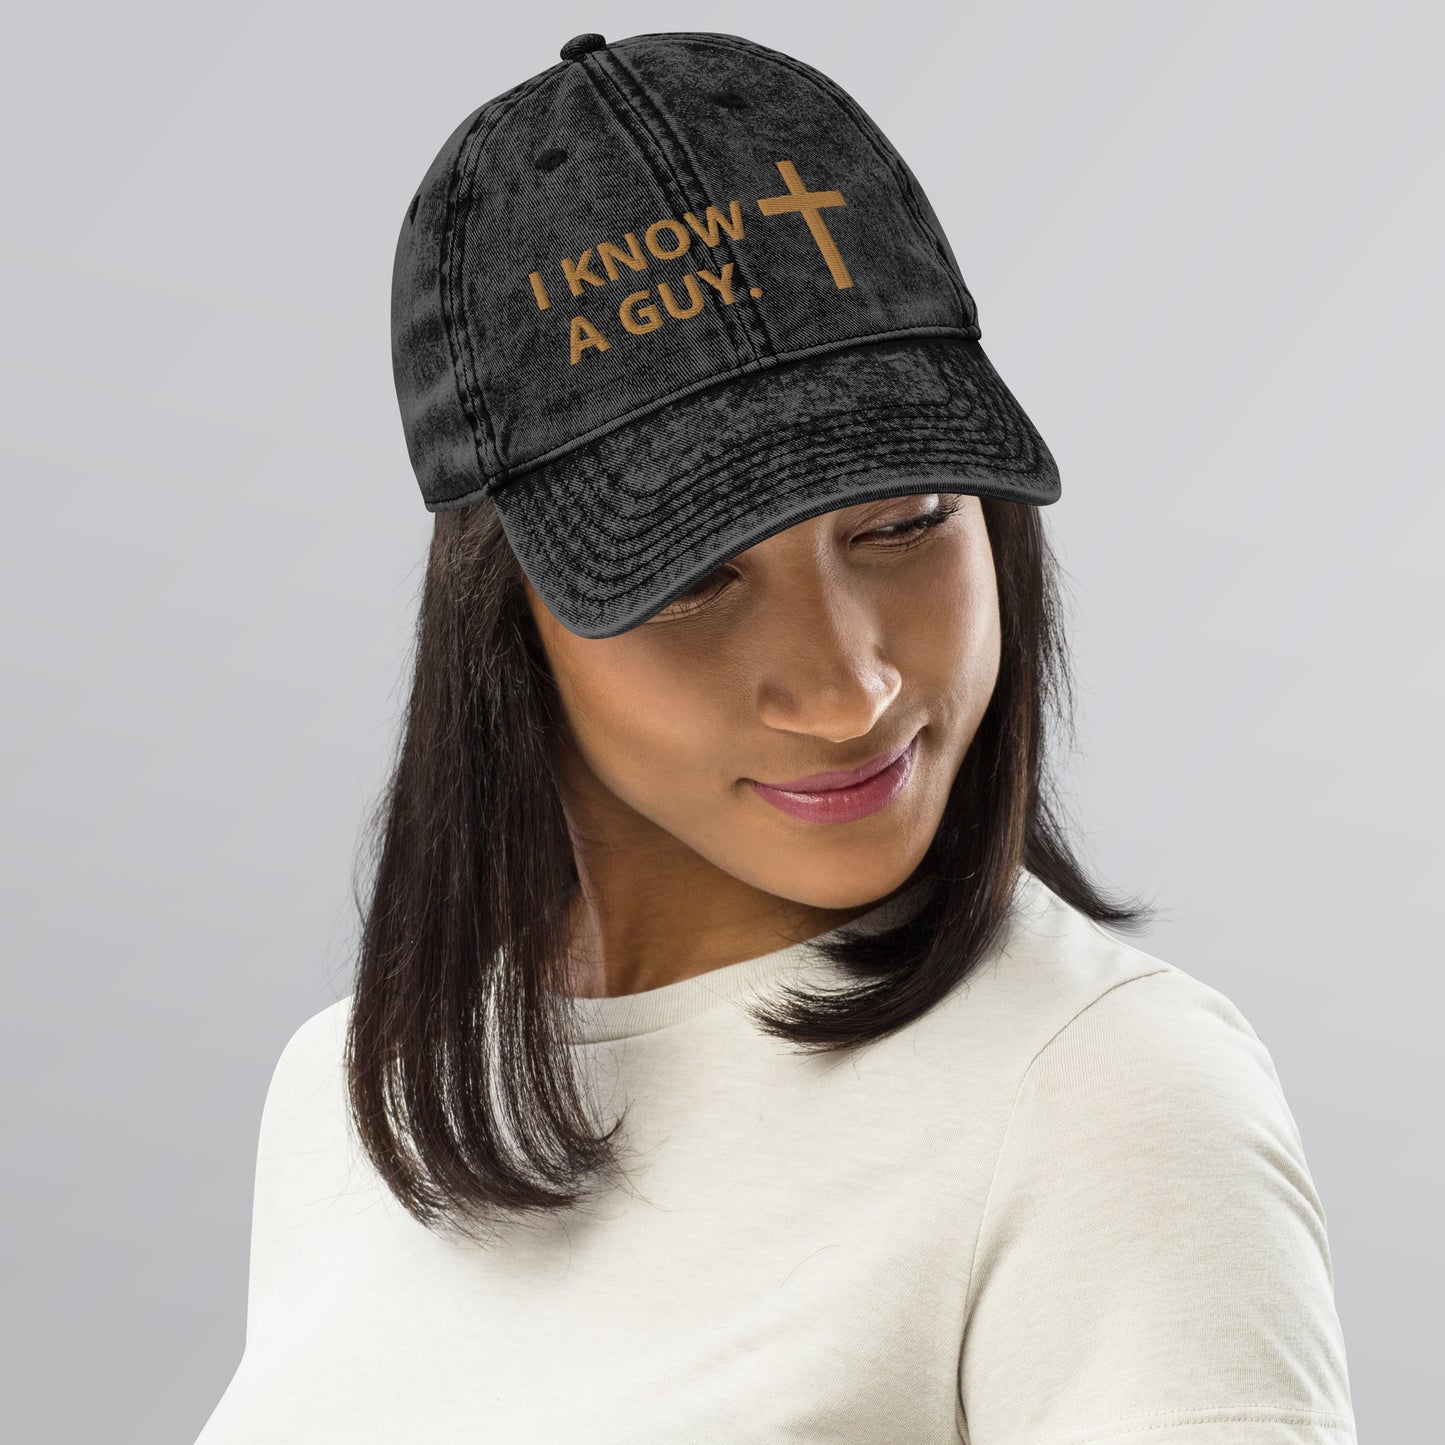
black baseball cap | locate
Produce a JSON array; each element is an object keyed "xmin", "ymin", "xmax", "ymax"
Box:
[{"xmin": 391, "ymin": 30, "xmax": 1060, "ymax": 639}]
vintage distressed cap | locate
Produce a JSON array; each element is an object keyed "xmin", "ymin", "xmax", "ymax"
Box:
[{"xmin": 391, "ymin": 29, "xmax": 1061, "ymax": 639}]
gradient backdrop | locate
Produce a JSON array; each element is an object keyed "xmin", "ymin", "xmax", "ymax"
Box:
[{"xmin": 2, "ymin": 2, "xmax": 1436, "ymax": 1440}]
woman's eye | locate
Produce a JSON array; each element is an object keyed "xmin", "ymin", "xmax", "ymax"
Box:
[
  {"xmin": 876, "ymin": 509, "xmax": 948, "ymax": 540},
  {"xmin": 662, "ymin": 567, "xmax": 729, "ymax": 612},
  {"xmin": 658, "ymin": 501, "xmax": 961, "ymax": 617},
  {"xmin": 868, "ymin": 497, "xmax": 964, "ymax": 545}
]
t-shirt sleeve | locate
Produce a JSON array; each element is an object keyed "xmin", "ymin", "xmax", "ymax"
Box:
[
  {"xmin": 241, "ymin": 1000, "xmax": 352, "ymax": 1349},
  {"xmin": 958, "ymin": 967, "xmax": 1357, "ymax": 1445},
  {"xmin": 195, "ymin": 1003, "xmax": 350, "ymax": 1443}
]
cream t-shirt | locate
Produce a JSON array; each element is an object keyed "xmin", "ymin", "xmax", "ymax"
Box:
[{"xmin": 195, "ymin": 870, "xmax": 1357, "ymax": 1443}]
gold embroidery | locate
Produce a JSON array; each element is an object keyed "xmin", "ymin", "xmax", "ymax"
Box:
[
  {"xmin": 619, "ymin": 291, "xmax": 663, "ymax": 335},
  {"xmin": 755, "ymin": 160, "xmax": 852, "ymax": 290},
  {"xmin": 596, "ymin": 233, "xmax": 648, "ymax": 282},
  {"xmin": 682, "ymin": 202, "xmax": 746, "ymax": 248},
  {"xmin": 644, "ymin": 218, "xmax": 691, "ymax": 260},
  {"xmin": 569, "ymin": 315, "xmax": 610, "ymax": 364},
  {"xmin": 561, "ymin": 250, "xmax": 604, "ymax": 297},
  {"xmin": 530, "ymin": 162, "xmax": 854, "ymax": 365},
  {"xmin": 658, "ymin": 274, "xmax": 705, "ymax": 320},
  {"xmin": 696, "ymin": 266, "xmax": 737, "ymax": 305}
]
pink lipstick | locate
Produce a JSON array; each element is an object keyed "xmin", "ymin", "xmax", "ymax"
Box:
[{"xmin": 747, "ymin": 730, "xmax": 921, "ymax": 825}]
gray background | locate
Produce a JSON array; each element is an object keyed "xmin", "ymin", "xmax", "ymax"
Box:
[{"xmin": 3, "ymin": 1, "xmax": 1436, "ymax": 1440}]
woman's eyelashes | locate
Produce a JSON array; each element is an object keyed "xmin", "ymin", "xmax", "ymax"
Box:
[{"xmin": 658, "ymin": 498, "xmax": 964, "ymax": 617}]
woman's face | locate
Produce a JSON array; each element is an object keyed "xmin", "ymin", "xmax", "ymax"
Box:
[{"xmin": 522, "ymin": 490, "xmax": 1001, "ymax": 990}]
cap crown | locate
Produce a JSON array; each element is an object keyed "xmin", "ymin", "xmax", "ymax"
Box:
[{"xmin": 392, "ymin": 31, "xmax": 980, "ymax": 509}]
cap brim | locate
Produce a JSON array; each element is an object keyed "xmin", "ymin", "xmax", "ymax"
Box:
[{"xmin": 490, "ymin": 335, "xmax": 1060, "ymax": 639}]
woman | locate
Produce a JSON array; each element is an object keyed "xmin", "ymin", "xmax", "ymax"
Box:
[{"xmin": 197, "ymin": 29, "xmax": 1357, "ymax": 1445}]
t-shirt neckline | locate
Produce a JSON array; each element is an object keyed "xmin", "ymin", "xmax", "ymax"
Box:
[{"xmin": 559, "ymin": 874, "xmax": 943, "ymax": 1044}]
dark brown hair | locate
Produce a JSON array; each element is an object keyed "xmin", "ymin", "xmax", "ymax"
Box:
[{"xmin": 341, "ymin": 494, "xmax": 1155, "ymax": 1246}]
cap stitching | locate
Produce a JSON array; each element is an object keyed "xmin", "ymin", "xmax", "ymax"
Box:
[
  {"xmin": 483, "ymin": 325, "xmax": 979, "ymax": 496},
  {"xmin": 576, "ymin": 50, "xmax": 756, "ymax": 376},
  {"xmin": 521, "ymin": 397, "xmax": 1035, "ymax": 535},
  {"xmin": 435, "ymin": 346, "xmax": 1024, "ymax": 522},
  {"xmin": 603, "ymin": 42, "xmax": 770, "ymax": 368},
  {"xmin": 445, "ymin": 71, "xmax": 560, "ymax": 481},
  {"xmin": 447, "ymin": 102, "xmax": 520, "ymax": 478},
  {"xmin": 555, "ymin": 384, "xmax": 1031, "ymax": 524},
  {"xmin": 435, "ymin": 420, "xmax": 1041, "ymax": 526},
  {"xmin": 435, "ymin": 109, "xmax": 495, "ymax": 492},
  {"xmin": 567, "ymin": 405, "xmax": 1042, "ymax": 532},
  {"xmin": 520, "ymin": 410, "xmax": 1051, "ymax": 607},
  {"xmin": 546, "ymin": 445, "xmax": 1053, "ymax": 632}
]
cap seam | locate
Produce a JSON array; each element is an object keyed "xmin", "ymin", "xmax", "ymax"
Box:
[
  {"xmin": 520, "ymin": 412, "xmax": 1050, "ymax": 610},
  {"xmin": 537, "ymin": 400, "xmax": 1030, "ymax": 546},
  {"xmin": 578, "ymin": 48, "xmax": 757, "ymax": 372},
  {"xmin": 523, "ymin": 344, "xmax": 1014, "ymax": 514},
  {"xmin": 433, "ymin": 391, "xmax": 1039, "ymax": 524},
  {"xmin": 518, "ymin": 435, "xmax": 1053, "ymax": 630},
  {"xmin": 481, "ymin": 325, "xmax": 979, "ymax": 497},
  {"xmin": 445, "ymin": 71, "xmax": 560, "ymax": 481},
  {"xmin": 676, "ymin": 34, "xmax": 975, "ymax": 325},
  {"xmin": 957, "ymin": 966, "xmax": 1175, "ymax": 1332},
  {"xmin": 436, "ymin": 109, "xmax": 497, "ymax": 489},
  {"xmin": 601, "ymin": 42, "xmax": 771, "ymax": 368}
]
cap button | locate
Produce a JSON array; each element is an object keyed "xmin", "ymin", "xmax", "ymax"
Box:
[{"xmin": 559, "ymin": 33, "xmax": 607, "ymax": 62}]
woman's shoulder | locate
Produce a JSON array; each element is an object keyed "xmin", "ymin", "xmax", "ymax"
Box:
[
  {"xmin": 960, "ymin": 869, "xmax": 1274, "ymax": 1088},
  {"xmin": 966, "ymin": 873, "xmax": 1325, "ymax": 1261},
  {"xmin": 256, "ymin": 994, "xmax": 353, "ymax": 1136},
  {"xmin": 961, "ymin": 878, "xmax": 1352, "ymax": 1444},
  {"xmin": 273, "ymin": 992, "xmax": 351, "ymax": 1069}
]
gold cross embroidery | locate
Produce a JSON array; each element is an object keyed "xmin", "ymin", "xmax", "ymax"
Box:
[{"xmin": 755, "ymin": 160, "xmax": 853, "ymax": 290}]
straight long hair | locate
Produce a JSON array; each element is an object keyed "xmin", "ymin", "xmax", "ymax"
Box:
[{"xmin": 342, "ymin": 494, "xmax": 1155, "ymax": 1246}]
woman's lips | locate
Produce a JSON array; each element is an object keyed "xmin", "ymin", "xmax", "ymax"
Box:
[
  {"xmin": 747, "ymin": 731, "xmax": 921, "ymax": 825},
  {"xmin": 754, "ymin": 730, "xmax": 920, "ymax": 793}
]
